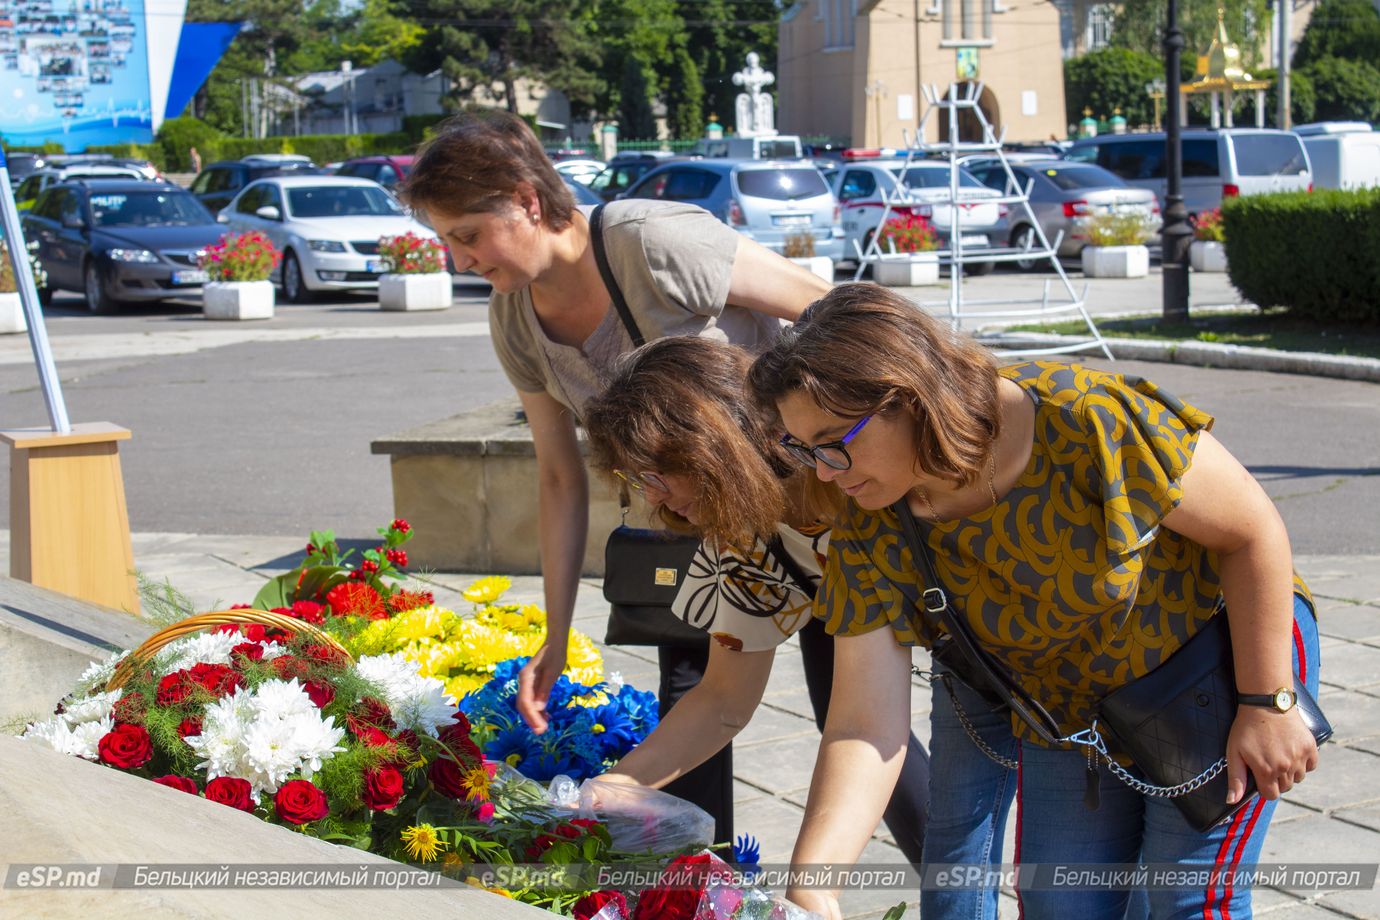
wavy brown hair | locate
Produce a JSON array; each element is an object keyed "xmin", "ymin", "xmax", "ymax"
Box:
[
  {"xmin": 585, "ymin": 337, "xmax": 835, "ymax": 547},
  {"xmin": 747, "ymin": 283, "xmax": 1001, "ymax": 489},
  {"xmin": 399, "ymin": 109, "xmax": 576, "ymax": 230}
]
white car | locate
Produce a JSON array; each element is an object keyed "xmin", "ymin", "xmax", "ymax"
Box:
[
  {"xmin": 830, "ymin": 159, "xmax": 1007, "ymax": 271},
  {"xmin": 219, "ymin": 175, "xmax": 442, "ymax": 302},
  {"xmin": 552, "ymin": 158, "xmax": 606, "ymax": 186}
]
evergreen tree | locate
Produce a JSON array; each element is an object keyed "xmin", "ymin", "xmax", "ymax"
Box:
[
  {"xmin": 1292, "ymin": 0, "xmax": 1380, "ymax": 70},
  {"xmin": 617, "ymin": 56, "xmax": 658, "ymax": 139},
  {"xmin": 666, "ymin": 45, "xmax": 705, "ymax": 140}
]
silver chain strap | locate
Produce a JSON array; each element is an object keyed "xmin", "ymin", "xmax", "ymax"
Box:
[{"xmin": 913, "ymin": 666, "xmax": 1230, "ymax": 796}]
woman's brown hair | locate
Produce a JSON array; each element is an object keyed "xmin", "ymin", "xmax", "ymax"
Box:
[
  {"xmin": 584, "ymin": 337, "xmax": 833, "ymax": 547},
  {"xmin": 399, "ymin": 110, "xmax": 576, "ymax": 230},
  {"xmin": 747, "ymin": 283, "xmax": 1001, "ymax": 489}
]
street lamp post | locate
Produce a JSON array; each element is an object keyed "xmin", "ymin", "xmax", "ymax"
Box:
[{"xmin": 1161, "ymin": 0, "xmax": 1192, "ymax": 321}]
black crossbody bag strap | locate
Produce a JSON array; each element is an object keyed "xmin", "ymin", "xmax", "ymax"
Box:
[
  {"xmin": 892, "ymin": 499, "xmax": 1066, "ymax": 745},
  {"xmin": 764, "ymin": 534, "xmax": 820, "ymax": 598},
  {"xmin": 589, "ymin": 203, "xmax": 647, "ymax": 348}
]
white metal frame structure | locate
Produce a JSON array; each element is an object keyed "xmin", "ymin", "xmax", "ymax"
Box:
[{"xmin": 852, "ymin": 82, "xmax": 1112, "ymax": 359}]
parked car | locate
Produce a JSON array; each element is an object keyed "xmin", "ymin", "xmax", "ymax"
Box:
[
  {"xmin": 1064, "ymin": 129, "xmax": 1311, "ymax": 216},
  {"xmin": 552, "ymin": 158, "xmax": 606, "ymax": 186},
  {"xmin": 48, "ymin": 153, "xmax": 160, "ymax": 180},
  {"xmin": 218, "ymin": 175, "xmax": 440, "ymax": 303},
  {"xmin": 829, "ymin": 159, "xmax": 1005, "ymax": 270},
  {"xmin": 966, "ymin": 159, "xmax": 1159, "ymax": 269},
  {"xmin": 1294, "ymin": 123, "xmax": 1380, "ymax": 189},
  {"xmin": 562, "ymin": 173, "xmax": 601, "ymax": 206},
  {"xmin": 13, "ymin": 164, "xmax": 150, "ymax": 210},
  {"xmin": 335, "ymin": 155, "xmax": 413, "ymax": 191},
  {"xmin": 695, "ymin": 135, "xmax": 804, "ymax": 160},
  {"xmin": 5, "ymin": 152, "xmax": 47, "ymax": 188},
  {"xmin": 189, "ymin": 155, "xmax": 318, "ymax": 214},
  {"xmin": 21, "ymin": 179, "xmax": 224, "ymax": 313},
  {"xmin": 622, "ymin": 158, "xmax": 845, "ymax": 264},
  {"xmin": 587, "ymin": 152, "xmax": 700, "ymax": 202}
]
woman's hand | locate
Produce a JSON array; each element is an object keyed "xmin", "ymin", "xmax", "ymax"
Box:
[
  {"xmin": 1225, "ymin": 706, "xmax": 1319, "ymax": 803},
  {"xmin": 516, "ymin": 639, "xmax": 568, "ymax": 734},
  {"xmin": 786, "ymin": 888, "xmax": 843, "ymax": 920}
]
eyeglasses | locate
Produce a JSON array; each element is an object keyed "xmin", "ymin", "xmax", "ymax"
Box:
[
  {"xmin": 779, "ymin": 415, "xmax": 873, "ymax": 471},
  {"xmin": 612, "ymin": 469, "xmax": 670, "ymax": 494}
]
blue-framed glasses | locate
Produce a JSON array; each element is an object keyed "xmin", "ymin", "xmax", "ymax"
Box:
[{"xmin": 779, "ymin": 415, "xmax": 873, "ymax": 471}]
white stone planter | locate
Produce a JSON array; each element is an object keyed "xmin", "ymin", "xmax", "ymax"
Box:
[
  {"xmin": 379, "ymin": 272, "xmax": 453, "ymax": 312},
  {"xmin": 1190, "ymin": 240, "xmax": 1228, "ymax": 273},
  {"xmin": 202, "ymin": 280, "xmax": 275, "ymax": 321},
  {"xmin": 1081, "ymin": 245, "xmax": 1150, "ymax": 279},
  {"xmin": 0, "ymin": 292, "xmax": 28, "ymax": 334},
  {"xmin": 788, "ymin": 256, "xmax": 835, "ymax": 282},
  {"xmin": 873, "ymin": 253, "xmax": 941, "ymax": 287}
]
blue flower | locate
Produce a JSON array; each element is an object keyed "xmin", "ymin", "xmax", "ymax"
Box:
[
  {"xmin": 491, "ymin": 657, "xmax": 529, "ymax": 684},
  {"xmin": 485, "ymin": 723, "xmax": 541, "ymax": 771},
  {"xmin": 586, "ymin": 700, "xmax": 639, "ymax": 755},
  {"xmin": 616, "ymin": 687, "xmax": 661, "ymax": 733},
  {"xmin": 734, "ymin": 834, "xmax": 762, "ymax": 878}
]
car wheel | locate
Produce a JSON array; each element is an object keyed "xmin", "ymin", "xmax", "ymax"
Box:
[
  {"xmin": 1011, "ymin": 224, "xmax": 1041, "ymax": 272},
  {"xmin": 84, "ymin": 261, "xmax": 118, "ymax": 315},
  {"xmin": 282, "ymin": 251, "xmax": 314, "ymax": 304}
]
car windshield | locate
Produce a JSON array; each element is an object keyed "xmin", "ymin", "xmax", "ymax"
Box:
[
  {"xmin": 737, "ymin": 168, "xmax": 829, "ymax": 200},
  {"xmin": 287, "ymin": 186, "xmax": 403, "ymax": 218},
  {"xmin": 891, "ymin": 167, "xmax": 986, "ymax": 189},
  {"xmin": 1038, "ymin": 165, "xmax": 1125, "ymax": 190},
  {"xmin": 1233, "ymin": 135, "xmax": 1310, "ymax": 176},
  {"xmin": 89, "ymin": 191, "xmax": 211, "ymax": 227}
]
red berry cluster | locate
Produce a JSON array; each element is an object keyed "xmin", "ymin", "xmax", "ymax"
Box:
[
  {"xmin": 384, "ymin": 548, "xmax": 408, "ymax": 567},
  {"xmin": 391, "ymin": 518, "xmax": 411, "ymax": 534}
]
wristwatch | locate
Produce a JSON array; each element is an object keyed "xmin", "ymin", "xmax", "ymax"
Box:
[{"xmin": 1238, "ymin": 686, "xmax": 1297, "ymax": 713}]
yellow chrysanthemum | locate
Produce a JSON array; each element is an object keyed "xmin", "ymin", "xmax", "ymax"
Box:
[
  {"xmin": 570, "ymin": 690, "xmax": 610, "ymax": 709},
  {"xmin": 440, "ymin": 850, "xmax": 469, "ymax": 877},
  {"xmin": 461, "ymin": 763, "xmax": 493, "ymax": 802},
  {"xmin": 463, "ymin": 576, "xmax": 512, "ymax": 605},
  {"xmin": 401, "ymin": 824, "xmax": 445, "ymax": 863}
]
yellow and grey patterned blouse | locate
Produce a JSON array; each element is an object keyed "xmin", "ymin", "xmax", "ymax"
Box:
[{"xmin": 815, "ymin": 361, "xmax": 1310, "ymax": 746}]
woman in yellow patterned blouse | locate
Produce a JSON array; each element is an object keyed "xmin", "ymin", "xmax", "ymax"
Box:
[
  {"xmin": 747, "ymin": 284, "xmax": 1322, "ymax": 920},
  {"xmin": 581, "ymin": 336, "xmax": 930, "ymax": 867}
]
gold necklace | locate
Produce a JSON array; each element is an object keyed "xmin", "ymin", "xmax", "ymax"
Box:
[{"xmin": 915, "ymin": 453, "xmax": 999, "ymax": 520}]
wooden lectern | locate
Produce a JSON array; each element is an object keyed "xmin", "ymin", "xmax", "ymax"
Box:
[{"xmin": 1, "ymin": 422, "xmax": 139, "ymax": 614}]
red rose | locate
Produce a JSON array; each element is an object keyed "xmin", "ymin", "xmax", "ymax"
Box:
[
  {"xmin": 241, "ymin": 623, "xmax": 268, "ymax": 642},
  {"xmin": 353, "ymin": 724, "xmax": 391, "ymax": 747},
  {"xmin": 632, "ymin": 854, "xmax": 732, "ymax": 920},
  {"xmin": 574, "ymin": 891, "xmax": 629, "ymax": 920},
  {"xmin": 291, "ymin": 601, "xmax": 325, "ymax": 624},
  {"xmin": 177, "ymin": 717, "xmax": 203, "ymax": 739},
  {"xmin": 349, "ymin": 697, "xmax": 395, "ymax": 732},
  {"xmin": 271, "ymin": 655, "xmax": 311, "ymax": 682},
  {"xmin": 438, "ymin": 711, "xmax": 473, "ymax": 745},
  {"xmin": 187, "ymin": 662, "xmax": 243, "ymax": 698},
  {"xmin": 303, "ymin": 680, "xmax": 335, "ymax": 709},
  {"xmin": 98, "ymin": 723, "xmax": 153, "ymax": 769},
  {"xmin": 231, "ymin": 642, "xmax": 264, "ymax": 665},
  {"xmin": 301, "ymin": 644, "xmax": 345, "ymax": 665},
  {"xmin": 156, "ymin": 672, "xmax": 193, "ymax": 706},
  {"xmin": 111, "ymin": 691, "xmax": 146, "ymax": 724},
  {"xmin": 362, "ymin": 765, "xmax": 405, "ymax": 811},
  {"xmin": 274, "ymin": 779, "xmax": 329, "ymax": 824},
  {"xmin": 325, "ymin": 582, "xmax": 385, "ymax": 619},
  {"xmin": 153, "ymin": 775, "xmax": 199, "ymax": 795},
  {"xmin": 205, "ymin": 776, "xmax": 255, "ymax": 812},
  {"xmin": 428, "ymin": 757, "xmax": 467, "ymax": 800},
  {"xmin": 213, "ymin": 623, "xmax": 240, "ymax": 634},
  {"xmin": 569, "ymin": 818, "xmax": 603, "ymax": 834}
]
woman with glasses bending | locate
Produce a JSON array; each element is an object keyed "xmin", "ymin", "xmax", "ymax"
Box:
[
  {"xmin": 746, "ymin": 284, "xmax": 1321, "ymax": 920},
  {"xmin": 399, "ymin": 112, "xmax": 931, "ymax": 852},
  {"xmin": 581, "ymin": 337, "xmax": 930, "ymax": 864}
]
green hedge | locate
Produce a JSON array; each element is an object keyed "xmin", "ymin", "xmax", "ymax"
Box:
[{"xmin": 1224, "ymin": 189, "xmax": 1380, "ymax": 323}]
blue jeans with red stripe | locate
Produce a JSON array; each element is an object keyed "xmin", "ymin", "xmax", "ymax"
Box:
[{"xmin": 921, "ymin": 594, "xmax": 1321, "ymax": 920}]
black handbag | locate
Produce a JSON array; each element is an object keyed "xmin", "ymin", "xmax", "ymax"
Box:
[
  {"xmin": 590, "ymin": 203, "xmax": 707, "ymax": 650},
  {"xmin": 893, "ymin": 498, "xmax": 1332, "ymax": 833}
]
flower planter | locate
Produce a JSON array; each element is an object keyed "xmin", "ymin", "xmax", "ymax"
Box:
[
  {"xmin": 0, "ymin": 292, "xmax": 28, "ymax": 334},
  {"xmin": 1081, "ymin": 245, "xmax": 1150, "ymax": 279},
  {"xmin": 202, "ymin": 280, "xmax": 275, "ymax": 321},
  {"xmin": 788, "ymin": 256, "xmax": 835, "ymax": 283},
  {"xmin": 379, "ymin": 272, "xmax": 453, "ymax": 312},
  {"xmin": 873, "ymin": 253, "xmax": 941, "ymax": 287},
  {"xmin": 1190, "ymin": 240, "xmax": 1228, "ymax": 273}
]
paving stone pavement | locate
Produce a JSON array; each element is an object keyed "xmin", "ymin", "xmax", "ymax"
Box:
[{"xmin": 5, "ymin": 531, "xmax": 1377, "ymax": 919}]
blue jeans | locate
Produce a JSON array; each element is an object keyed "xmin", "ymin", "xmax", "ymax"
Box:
[{"xmin": 921, "ymin": 595, "xmax": 1321, "ymax": 920}]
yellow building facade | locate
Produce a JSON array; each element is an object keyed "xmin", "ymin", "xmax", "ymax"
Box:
[{"xmin": 778, "ymin": 0, "xmax": 1069, "ymax": 146}]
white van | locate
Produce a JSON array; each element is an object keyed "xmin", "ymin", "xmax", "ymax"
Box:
[
  {"xmin": 697, "ymin": 135, "xmax": 803, "ymax": 160},
  {"xmin": 1296, "ymin": 123, "xmax": 1380, "ymax": 189}
]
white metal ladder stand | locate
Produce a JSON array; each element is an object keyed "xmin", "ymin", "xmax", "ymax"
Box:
[{"xmin": 853, "ymin": 82, "xmax": 1112, "ymax": 360}]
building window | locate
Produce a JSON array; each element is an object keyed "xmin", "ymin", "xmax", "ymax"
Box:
[
  {"xmin": 1086, "ymin": 3, "xmax": 1114, "ymax": 50},
  {"xmin": 943, "ymin": 0, "xmax": 995, "ymax": 43},
  {"xmin": 823, "ymin": 0, "xmax": 856, "ymax": 49}
]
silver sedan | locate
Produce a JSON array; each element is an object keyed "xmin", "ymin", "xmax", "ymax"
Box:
[{"xmin": 966, "ymin": 160, "xmax": 1159, "ymax": 270}]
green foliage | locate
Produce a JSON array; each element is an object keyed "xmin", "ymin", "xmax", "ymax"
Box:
[
  {"xmin": 1299, "ymin": 56, "xmax": 1380, "ymax": 122},
  {"xmin": 337, "ymin": 0, "xmax": 425, "ymax": 67},
  {"xmin": 1085, "ymin": 211, "xmax": 1156, "ymax": 246},
  {"xmin": 677, "ymin": 0, "xmax": 779, "ymax": 130},
  {"xmin": 1110, "ymin": 0, "xmax": 1273, "ymax": 70},
  {"xmin": 1224, "ymin": 189, "xmax": 1380, "ymax": 323},
  {"xmin": 155, "ymin": 117, "xmax": 229, "ymax": 171},
  {"xmin": 617, "ymin": 56, "xmax": 657, "ymax": 139},
  {"xmin": 1256, "ymin": 67, "xmax": 1316, "ymax": 127},
  {"xmin": 665, "ymin": 46, "xmax": 704, "ymax": 140},
  {"xmin": 1064, "ymin": 48, "xmax": 1164, "ymax": 131},
  {"xmin": 214, "ymin": 130, "xmax": 414, "ymax": 163},
  {"xmin": 1292, "ymin": 0, "xmax": 1380, "ymax": 70}
]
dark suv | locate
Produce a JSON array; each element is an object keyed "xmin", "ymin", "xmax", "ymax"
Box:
[
  {"xmin": 189, "ymin": 155, "xmax": 320, "ymax": 214},
  {"xmin": 335, "ymin": 155, "xmax": 413, "ymax": 191}
]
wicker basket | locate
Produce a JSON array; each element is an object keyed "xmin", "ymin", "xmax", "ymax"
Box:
[{"xmin": 106, "ymin": 609, "xmax": 352, "ymax": 691}]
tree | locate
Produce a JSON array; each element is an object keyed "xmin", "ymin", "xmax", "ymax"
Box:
[
  {"xmin": 665, "ymin": 45, "xmax": 704, "ymax": 139},
  {"xmin": 1110, "ymin": 0, "xmax": 1272, "ymax": 70},
  {"xmin": 617, "ymin": 56, "xmax": 657, "ymax": 138},
  {"xmin": 675, "ymin": 0, "xmax": 778, "ymax": 130},
  {"xmin": 401, "ymin": 0, "xmax": 604, "ymax": 116},
  {"xmin": 338, "ymin": 0, "xmax": 425, "ymax": 68},
  {"xmin": 1064, "ymin": 48, "xmax": 1164, "ymax": 130},
  {"xmin": 1256, "ymin": 67, "xmax": 1316, "ymax": 127},
  {"xmin": 1300, "ymin": 56, "xmax": 1380, "ymax": 122},
  {"xmin": 1293, "ymin": 0, "xmax": 1380, "ymax": 70}
]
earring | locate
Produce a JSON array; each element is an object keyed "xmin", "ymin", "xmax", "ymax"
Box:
[{"xmin": 530, "ymin": 213, "xmax": 539, "ymax": 224}]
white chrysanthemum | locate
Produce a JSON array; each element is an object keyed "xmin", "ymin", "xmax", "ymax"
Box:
[
  {"xmin": 251, "ymin": 679, "xmax": 317, "ymax": 721},
  {"xmin": 158, "ymin": 631, "xmax": 244, "ymax": 673},
  {"xmin": 75, "ymin": 650, "xmax": 130, "ymax": 694},
  {"xmin": 68, "ymin": 717, "xmax": 113, "ymax": 760},
  {"xmin": 259, "ymin": 640, "xmax": 288, "ymax": 661},
  {"xmin": 242, "ymin": 718, "xmax": 308, "ymax": 791},
  {"xmin": 61, "ymin": 689, "xmax": 124, "ymax": 726},
  {"xmin": 284, "ymin": 712, "xmax": 346, "ymax": 776},
  {"xmin": 22, "ymin": 713, "xmax": 113, "ymax": 760},
  {"xmin": 354, "ymin": 653, "xmax": 457, "ymax": 738}
]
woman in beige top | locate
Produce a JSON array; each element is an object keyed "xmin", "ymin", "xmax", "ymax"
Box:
[{"xmin": 400, "ymin": 110, "xmax": 836, "ymax": 843}]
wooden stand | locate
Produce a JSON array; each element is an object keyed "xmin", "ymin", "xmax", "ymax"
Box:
[{"xmin": 0, "ymin": 422, "xmax": 139, "ymax": 614}]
